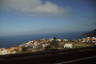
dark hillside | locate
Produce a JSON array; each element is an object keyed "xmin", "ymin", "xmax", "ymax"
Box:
[{"xmin": 84, "ymin": 29, "xmax": 96, "ymax": 37}]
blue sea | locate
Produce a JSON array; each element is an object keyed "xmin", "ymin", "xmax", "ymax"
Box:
[{"xmin": 0, "ymin": 32, "xmax": 85, "ymax": 48}]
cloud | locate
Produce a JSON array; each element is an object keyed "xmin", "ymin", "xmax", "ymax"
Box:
[
  {"xmin": 33, "ymin": 2, "xmax": 64, "ymax": 15},
  {"xmin": 0, "ymin": 0, "xmax": 65, "ymax": 15}
]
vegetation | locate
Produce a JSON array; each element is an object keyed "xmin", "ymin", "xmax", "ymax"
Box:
[{"xmin": 50, "ymin": 37, "xmax": 59, "ymax": 48}]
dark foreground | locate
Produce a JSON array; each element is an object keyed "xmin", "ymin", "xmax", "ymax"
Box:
[{"xmin": 0, "ymin": 46, "xmax": 96, "ymax": 64}]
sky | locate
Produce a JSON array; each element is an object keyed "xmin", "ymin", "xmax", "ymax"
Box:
[{"xmin": 0, "ymin": 0, "xmax": 96, "ymax": 36}]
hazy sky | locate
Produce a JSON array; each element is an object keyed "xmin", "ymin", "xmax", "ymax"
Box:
[{"xmin": 0, "ymin": 0, "xmax": 96, "ymax": 36}]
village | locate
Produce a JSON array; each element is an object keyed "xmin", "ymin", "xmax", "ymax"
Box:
[{"xmin": 0, "ymin": 37, "xmax": 96, "ymax": 55}]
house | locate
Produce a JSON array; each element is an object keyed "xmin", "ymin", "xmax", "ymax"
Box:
[
  {"xmin": 82, "ymin": 37, "xmax": 96, "ymax": 43},
  {"xmin": 57, "ymin": 39, "xmax": 61, "ymax": 42},
  {"xmin": 64, "ymin": 43, "xmax": 73, "ymax": 48},
  {"xmin": 63, "ymin": 39, "xmax": 69, "ymax": 42},
  {"xmin": 0, "ymin": 48, "xmax": 9, "ymax": 55}
]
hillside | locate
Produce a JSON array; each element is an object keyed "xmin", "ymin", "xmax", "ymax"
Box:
[{"xmin": 84, "ymin": 29, "xmax": 96, "ymax": 37}]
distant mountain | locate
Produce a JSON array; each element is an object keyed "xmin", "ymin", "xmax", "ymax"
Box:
[{"xmin": 84, "ymin": 29, "xmax": 96, "ymax": 37}]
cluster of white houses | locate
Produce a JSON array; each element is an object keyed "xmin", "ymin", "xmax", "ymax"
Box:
[
  {"xmin": 0, "ymin": 47, "xmax": 22, "ymax": 55},
  {"xmin": 0, "ymin": 38, "xmax": 69, "ymax": 55},
  {"xmin": 0, "ymin": 37, "xmax": 96, "ymax": 55},
  {"xmin": 79, "ymin": 37, "xmax": 96, "ymax": 43}
]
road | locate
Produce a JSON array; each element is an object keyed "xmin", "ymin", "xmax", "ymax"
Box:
[
  {"xmin": 56, "ymin": 56, "xmax": 96, "ymax": 64},
  {"xmin": 0, "ymin": 46, "xmax": 96, "ymax": 64}
]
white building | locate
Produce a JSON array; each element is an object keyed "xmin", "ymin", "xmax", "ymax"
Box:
[
  {"xmin": 42, "ymin": 43, "xmax": 49, "ymax": 48},
  {"xmin": 57, "ymin": 39, "xmax": 61, "ymax": 42},
  {"xmin": 63, "ymin": 39, "xmax": 69, "ymax": 41},
  {"xmin": 49, "ymin": 38, "xmax": 54, "ymax": 41},
  {"xmin": 0, "ymin": 48, "xmax": 9, "ymax": 55},
  {"xmin": 64, "ymin": 43, "xmax": 73, "ymax": 48}
]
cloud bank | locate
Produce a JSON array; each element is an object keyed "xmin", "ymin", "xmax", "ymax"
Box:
[{"xmin": 1, "ymin": 0, "xmax": 65, "ymax": 15}]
